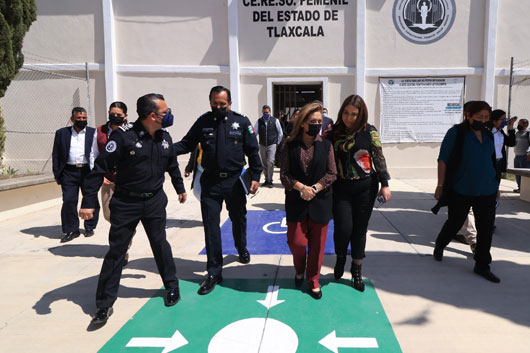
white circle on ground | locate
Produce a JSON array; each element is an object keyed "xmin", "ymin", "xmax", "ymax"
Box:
[{"xmin": 208, "ymin": 318, "xmax": 298, "ymax": 353}]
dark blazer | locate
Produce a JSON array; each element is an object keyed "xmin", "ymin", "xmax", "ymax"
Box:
[
  {"xmin": 284, "ymin": 138, "xmax": 333, "ymax": 224},
  {"xmin": 52, "ymin": 126, "xmax": 96, "ymax": 183},
  {"xmin": 321, "ymin": 116, "xmax": 334, "ymax": 135},
  {"xmin": 498, "ymin": 128, "xmax": 516, "ymax": 173}
]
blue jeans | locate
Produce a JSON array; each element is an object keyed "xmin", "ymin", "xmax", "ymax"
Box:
[{"xmin": 514, "ymin": 155, "xmax": 530, "ymax": 188}]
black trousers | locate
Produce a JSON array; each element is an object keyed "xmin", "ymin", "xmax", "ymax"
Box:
[
  {"xmin": 60, "ymin": 165, "xmax": 100, "ymax": 233},
  {"xmin": 96, "ymin": 190, "xmax": 178, "ymax": 308},
  {"xmin": 200, "ymin": 173, "xmax": 247, "ymax": 276},
  {"xmin": 332, "ymin": 176, "xmax": 379, "ymax": 260},
  {"xmin": 435, "ymin": 190, "xmax": 497, "ymax": 270}
]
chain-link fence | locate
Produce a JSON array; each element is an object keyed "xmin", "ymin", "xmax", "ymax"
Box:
[{"xmin": 0, "ymin": 52, "xmax": 93, "ymax": 176}]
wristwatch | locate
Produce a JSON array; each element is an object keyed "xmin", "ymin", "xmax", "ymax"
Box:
[{"xmin": 311, "ymin": 185, "xmax": 318, "ymax": 193}]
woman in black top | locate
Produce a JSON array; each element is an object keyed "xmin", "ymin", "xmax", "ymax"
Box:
[{"xmin": 326, "ymin": 95, "xmax": 391, "ymax": 292}]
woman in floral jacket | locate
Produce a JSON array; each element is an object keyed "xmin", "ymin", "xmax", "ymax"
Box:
[{"xmin": 326, "ymin": 94, "xmax": 391, "ymax": 292}]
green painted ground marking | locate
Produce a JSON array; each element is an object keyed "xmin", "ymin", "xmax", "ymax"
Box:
[{"xmin": 99, "ymin": 278, "xmax": 402, "ymax": 353}]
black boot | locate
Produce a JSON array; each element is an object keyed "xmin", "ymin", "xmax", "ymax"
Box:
[
  {"xmin": 334, "ymin": 255, "xmax": 347, "ymax": 280},
  {"xmin": 351, "ymin": 263, "xmax": 365, "ymax": 292}
]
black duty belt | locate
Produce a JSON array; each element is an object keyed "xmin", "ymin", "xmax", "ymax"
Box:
[
  {"xmin": 204, "ymin": 170, "xmax": 241, "ymax": 179},
  {"xmin": 66, "ymin": 163, "xmax": 88, "ymax": 168},
  {"xmin": 115, "ymin": 186, "xmax": 160, "ymax": 199}
]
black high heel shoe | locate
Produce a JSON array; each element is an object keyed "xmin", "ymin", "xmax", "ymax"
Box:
[
  {"xmin": 351, "ymin": 263, "xmax": 365, "ymax": 292},
  {"xmin": 334, "ymin": 255, "xmax": 346, "ymax": 280}
]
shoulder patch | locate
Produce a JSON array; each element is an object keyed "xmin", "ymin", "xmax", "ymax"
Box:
[
  {"xmin": 199, "ymin": 111, "xmax": 212, "ymax": 119},
  {"xmin": 119, "ymin": 123, "xmax": 133, "ymax": 132},
  {"xmin": 105, "ymin": 140, "xmax": 117, "ymax": 153}
]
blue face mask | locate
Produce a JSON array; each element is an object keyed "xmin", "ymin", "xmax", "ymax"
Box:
[
  {"xmin": 263, "ymin": 113, "xmax": 270, "ymax": 119},
  {"xmin": 500, "ymin": 120, "xmax": 507, "ymax": 129},
  {"xmin": 322, "ymin": 113, "xmax": 328, "ymax": 118},
  {"xmin": 161, "ymin": 108, "xmax": 174, "ymax": 128}
]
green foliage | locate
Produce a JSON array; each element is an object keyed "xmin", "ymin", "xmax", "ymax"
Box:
[
  {"xmin": 0, "ymin": 164, "xmax": 18, "ymax": 176},
  {"xmin": 0, "ymin": 0, "xmax": 37, "ymax": 97},
  {"xmin": 0, "ymin": 0, "xmax": 36, "ymax": 160}
]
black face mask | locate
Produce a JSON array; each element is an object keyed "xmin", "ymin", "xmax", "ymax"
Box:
[
  {"xmin": 306, "ymin": 123, "xmax": 322, "ymax": 137},
  {"xmin": 74, "ymin": 120, "xmax": 88, "ymax": 130},
  {"xmin": 471, "ymin": 120, "xmax": 485, "ymax": 131},
  {"xmin": 211, "ymin": 107, "xmax": 228, "ymax": 120},
  {"xmin": 109, "ymin": 114, "xmax": 124, "ymax": 125},
  {"xmin": 517, "ymin": 125, "xmax": 525, "ymax": 131}
]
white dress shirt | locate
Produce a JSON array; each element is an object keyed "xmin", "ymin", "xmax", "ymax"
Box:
[
  {"xmin": 67, "ymin": 126, "xmax": 99, "ymax": 169},
  {"xmin": 491, "ymin": 127, "xmax": 504, "ymax": 159}
]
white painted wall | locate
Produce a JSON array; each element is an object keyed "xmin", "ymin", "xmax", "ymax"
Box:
[{"xmin": 16, "ymin": 0, "xmax": 530, "ymax": 177}]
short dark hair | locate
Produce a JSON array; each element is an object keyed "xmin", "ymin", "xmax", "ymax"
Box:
[
  {"xmin": 137, "ymin": 93, "xmax": 164, "ymax": 120},
  {"xmin": 491, "ymin": 109, "xmax": 506, "ymax": 121},
  {"xmin": 109, "ymin": 101, "xmax": 128, "ymax": 114},
  {"xmin": 209, "ymin": 86, "xmax": 231, "ymax": 102},
  {"xmin": 71, "ymin": 107, "xmax": 86, "ymax": 116},
  {"xmin": 262, "ymin": 104, "xmax": 271, "ymax": 111}
]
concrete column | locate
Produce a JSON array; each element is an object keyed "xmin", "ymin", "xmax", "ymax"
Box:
[
  {"xmin": 228, "ymin": 0, "xmax": 241, "ymax": 112},
  {"xmin": 482, "ymin": 0, "xmax": 499, "ymax": 104},
  {"xmin": 102, "ymin": 0, "xmax": 117, "ymax": 109}
]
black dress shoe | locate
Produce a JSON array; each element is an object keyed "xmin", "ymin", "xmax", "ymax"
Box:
[
  {"xmin": 198, "ymin": 274, "xmax": 223, "ymax": 295},
  {"xmin": 91, "ymin": 307, "xmax": 113, "ymax": 324},
  {"xmin": 267, "ymin": 182, "xmax": 273, "ymax": 188},
  {"xmin": 164, "ymin": 288, "xmax": 181, "ymax": 306},
  {"xmin": 85, "ymin": 229, "xmax": 95, "ymax": 237},
  {"xmin": 433, "ymin": 246, "xmax": 444, "ymax": 261},
  {"xmin": 238, "ymin": 248, "xmax": 251, "ymax": 264},
  {"xmin": 294, "ymin": 275, "xmax": 304, "ymax": 288},
  {"xmin": 61, "ymin": 231, "xmax": 80, "ymax": 243},
  {"xmin": 474, "ymin": 267, "xmax": 501, "ymax": 283},
  {"xmin": 309, "ymin": 289, "xmax": 322, "ymax": 300}
]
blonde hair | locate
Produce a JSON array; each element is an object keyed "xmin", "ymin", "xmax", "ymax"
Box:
[{"xmin": 286, "ymin": 103, "xmax": 323, "ymax": 142}]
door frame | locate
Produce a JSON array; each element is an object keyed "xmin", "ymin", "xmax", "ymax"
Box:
[{"xmin": 267, "ymin": 77, "xmax": 329, "ymax": 114}]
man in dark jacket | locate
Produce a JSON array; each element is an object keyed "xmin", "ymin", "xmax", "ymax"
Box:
[{"xmin": 52, "ymin": 107, "xmax": 100, "ymax": 242}]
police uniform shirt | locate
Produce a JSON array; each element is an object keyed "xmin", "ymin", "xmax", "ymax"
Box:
[
  {"xmin": 174, "ymin": 110, "xmax": 262, "ymax": 180},
  {"xmin": 81, "ymin": 120, "xmax": 185, "ymax": 208}
]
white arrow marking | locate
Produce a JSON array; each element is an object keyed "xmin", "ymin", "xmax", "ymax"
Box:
[
  {"xmin": 319, "ymin": 330, "xmax": 378, "ymax": 353},
  {"xmin": 126, "ymin": 329, "xmax": 188, "ymax": 353},
  {"xmin": 257, "ymin": 285, "xmax": 285, "ymax": 309}
]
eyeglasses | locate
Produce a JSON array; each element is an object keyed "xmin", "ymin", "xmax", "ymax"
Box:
[{"xmin": 154, "ymin": 108, "xmax": 171, "ymax": 117}]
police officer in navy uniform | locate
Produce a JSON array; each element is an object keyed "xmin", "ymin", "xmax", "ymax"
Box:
[
  {"xmin": 79, "ymin": 93, "xmax": 187, "ymax": 324},
  {"xmin": 174, "ymin": 86, "xmax": 262, "ymax": 295}
]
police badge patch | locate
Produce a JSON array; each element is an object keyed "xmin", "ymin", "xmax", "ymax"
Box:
[{"xmin": 105, "ymin": 140, "xmax": 117, "ymax": 153}]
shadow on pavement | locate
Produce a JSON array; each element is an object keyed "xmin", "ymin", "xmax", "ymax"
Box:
[
  {"xmin": 166, "ymin": 218, "xmax": 203, "ymax": 229},
  {"xmin": 20, "ymin": 225, "xmax": 63, "ymax": 240}
]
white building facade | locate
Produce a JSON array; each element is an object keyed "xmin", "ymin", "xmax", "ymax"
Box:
[{"xmin": 18, "ymin": 0, "xmax": 530, "ymax": 176}]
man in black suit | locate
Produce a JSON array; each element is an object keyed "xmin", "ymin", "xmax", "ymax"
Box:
[
  {"xmin": 52, "ymin": 107, "xmax": 100, "ymax": 242},
  {"xmin": 321, "ymin": 107, "xmax": 334, "ymax": 135}
]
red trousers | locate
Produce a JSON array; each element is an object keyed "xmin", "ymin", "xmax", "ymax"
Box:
[{"xmin": 287, "ymin": 217, "xmax": 329, "ymax": 289}]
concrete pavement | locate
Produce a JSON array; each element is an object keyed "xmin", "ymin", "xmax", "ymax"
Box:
[{"xmin": 0, "ymin": 175, "xmax": 529, "ymax": 352}]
